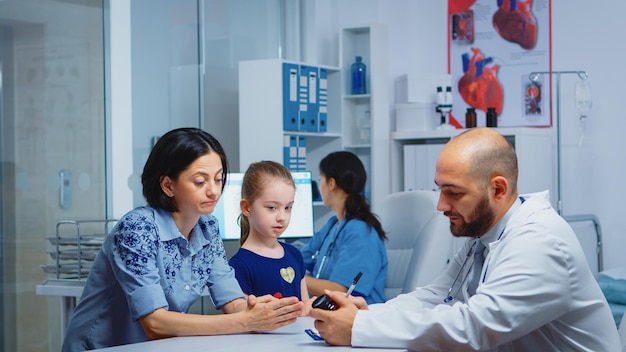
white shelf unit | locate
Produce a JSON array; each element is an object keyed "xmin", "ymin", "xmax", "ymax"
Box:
[
  {"xmin": 393, "ymin": 127, "xmax": 555, "ymax": 205},
  {"xmin": 238, "ymin": 59, "xmax": 341, "ymax": 231},
  {"xmin": 339, "ymin": 24, "xmax": 390, "ymax": 212}
]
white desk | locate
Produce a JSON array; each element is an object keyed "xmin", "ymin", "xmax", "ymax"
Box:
[
  {"xmin": 36, "ymin": 279, "xmax": 86, "ymax": 337},
  {"xmin": 92, "ymin": 317, "xmax": 406, "ymax": 352}
]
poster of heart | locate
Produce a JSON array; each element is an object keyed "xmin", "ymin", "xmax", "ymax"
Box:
[{"xmin": 448, "ymin": 0, "xmax": 551, "ymax": 127}]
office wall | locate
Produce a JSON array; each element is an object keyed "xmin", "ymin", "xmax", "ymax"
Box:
[
  {"xmin": 550, "ymin": 0, "xmax": 626, "ymax": 271},
  {"xmin": 308, "ymin": 0, "xmax": 626, "ymax": 270}
]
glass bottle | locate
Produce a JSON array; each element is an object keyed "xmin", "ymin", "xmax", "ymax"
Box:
[
  {"xmin": 486, "ymin": 107, "xmax": 498, "ymax": 127},
  {"xmin": 465, "ymin": 107, "xmax": 477, "ymax": 128},
  {"xmin": 351, "ymin": 56, "xmax": 367, "ymax": 94},
  {"xmin": 358, "ymin": 110, "xmax": 371, "ymax": 144}
]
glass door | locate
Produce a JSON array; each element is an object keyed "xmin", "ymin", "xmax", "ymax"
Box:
[
  {"xmin": 125, "ymin": 0, "xmax": 205, "ymax": 207},
  {"xmin": 0, "ymin": 56, "xmax": 4, "ymax": 349},
  {"xmin": 0, "ymin": 1, "xmax": 106, "ymax": 351},
  {"xmin": 0, "ymin": 0, "xmax": 294, "ymax": 350},
  {"xmin": 199, "ymin": 0, "xmax": 284, "ymax": 172}
]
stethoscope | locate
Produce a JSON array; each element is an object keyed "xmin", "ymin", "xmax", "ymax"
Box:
[
  {"xmin": 444, "ymin": 239, "xmax": 479, "ymax": 303},
  {"xmin": 442, "ymin": 197, "xmax": 523, "ymax": 304},
  {"xmin": 312, "ymin": 217, "xmax": 350, "ymax": 278},
  {"xmin": 444, "ymin": 227, "xmax": 508, "ymax": 303}
]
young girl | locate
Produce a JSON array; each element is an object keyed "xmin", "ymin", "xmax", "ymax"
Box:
[{"xmin": 229, "ymin": 161, "xmax": 310, "ymax": 305}]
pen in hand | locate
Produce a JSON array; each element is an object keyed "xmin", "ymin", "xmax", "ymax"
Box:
[
  {"xmin": 312, "ymin": 271, "xmax": 363, "ymax": 310},
  {"xmin": 345, "ymin": 272, "xmax": 363, "ymax": 297}
]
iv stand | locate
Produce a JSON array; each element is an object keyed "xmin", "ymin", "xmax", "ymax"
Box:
[
  {"xmin": 528, "ymin": 70, "xmax": 588, "ymax": 215},
  {"xmin": 528, "ymin": 70, "xmax": 603, "ymax": 271}
]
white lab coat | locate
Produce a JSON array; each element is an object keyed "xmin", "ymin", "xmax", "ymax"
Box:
[{"xmin": 352, "ymin": 191, "xmax": 621, "ymax": 351}]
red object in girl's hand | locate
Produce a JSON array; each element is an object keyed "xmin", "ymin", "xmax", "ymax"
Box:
[{"xmin": 273, "ymin": 292, "xmax": 283, "ymax": 299}]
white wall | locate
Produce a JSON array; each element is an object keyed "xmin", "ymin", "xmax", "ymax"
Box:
[
  {"xmin": 309, "ymin": 0, "xmax": 626, "ymax": 270},
  {"xmin": 551, "ymin": 0, "xmax": 626, "ymax": 271}
]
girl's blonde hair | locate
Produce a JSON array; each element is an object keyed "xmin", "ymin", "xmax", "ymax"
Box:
[{"xmin": 239, "ymin": 161, "xmax": 295, "ymax": 245}]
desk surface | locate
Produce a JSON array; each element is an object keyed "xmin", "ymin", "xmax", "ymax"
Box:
[
  {"xmin": 36, "ymin": 279, "xmax": 86, "ymax": 297},
  {"xmin": 93, "ymin": 317, "xmax": 406, "ymax": 352}
]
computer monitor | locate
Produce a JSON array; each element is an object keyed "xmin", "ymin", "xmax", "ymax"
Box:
[{"xmin": 212, "ymin": 171, "xmax": 315, "ymax": 241}]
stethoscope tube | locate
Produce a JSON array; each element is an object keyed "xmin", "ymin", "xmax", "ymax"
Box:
[
  {"xmin": 313, "ymin": 218, "xmax": 349, "ymax": 279},
  {"xmin": 444, "ymin": 239, "xmax": 478, "ymax": 303},
  {"xmin": 444, "ymin": 226, "xmax": 507, "ymax": 303}
]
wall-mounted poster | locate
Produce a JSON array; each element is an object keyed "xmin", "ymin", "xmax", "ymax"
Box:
[{"xmin": 448, "ymin": 0, "xmax": 552, "ymax": 127}]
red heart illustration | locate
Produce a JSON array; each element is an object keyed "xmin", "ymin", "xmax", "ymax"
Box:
[
  {"xmin": 457, "ymin": 48, "xmax": 504, "ymax": 116},
  {"xmin": 449, "ymin": 0, "xmax": 477, "ymax": 14},
  {"xmin": 493, "ymin": 0, "xmax": 538, "ymax": 50}
]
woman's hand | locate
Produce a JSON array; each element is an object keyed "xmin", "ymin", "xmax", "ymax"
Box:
[
  {"xmin": 138, "ymin": 295, "xmax": 303, "ymax": 339},
  {"xmin": 242, "ymin": 294, "xmax": 303, "ymax": 332},
  {"xmin": 250, "ymin": 293, "xmax": 279, "ymax": 304}
]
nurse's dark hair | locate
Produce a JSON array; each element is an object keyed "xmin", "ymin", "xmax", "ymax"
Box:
[
  {"xmin": 142, "ymin": 128, "xmax": 228, "ymax": 212},
  {"xmin": 239, "ymin": 161, "xmax": 295, "ymax": 245},
  {"xmin": 319, "ymin": 151, "xmax": 386, "ymax": 240}
]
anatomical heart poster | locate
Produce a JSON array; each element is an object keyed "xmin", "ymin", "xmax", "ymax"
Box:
[{"xmin": 448, "ymin": 0, "xmax": 551, "ymax": 127}]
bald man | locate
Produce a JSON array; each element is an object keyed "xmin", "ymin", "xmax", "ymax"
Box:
[{"xmin": 310, "ymin": 128, "xmax": 620, "ymax": 351}]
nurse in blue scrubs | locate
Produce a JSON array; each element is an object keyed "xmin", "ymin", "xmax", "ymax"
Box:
[{"xmin": 301, "ymin": 151, "xmax": 388, "ymax": 304}]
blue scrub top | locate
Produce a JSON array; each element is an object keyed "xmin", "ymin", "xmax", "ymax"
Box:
[{"xmin": 301, "ymin": 216, "xmax": 387, "ymax": 304}]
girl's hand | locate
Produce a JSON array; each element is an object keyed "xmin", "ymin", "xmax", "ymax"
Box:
[{"xmin": 301, "ymin": 296, "xmax": 315, "ymax": 316}]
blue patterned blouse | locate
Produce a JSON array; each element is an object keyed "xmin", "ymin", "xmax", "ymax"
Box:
[{"xmin": 61, "ymin": 207, "xmax": 244, "ymax": 351}]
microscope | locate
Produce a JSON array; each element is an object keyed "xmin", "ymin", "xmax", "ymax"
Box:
[{"xmin": 435, "ymin": 86, "xmax": 455, "ymax": 130}]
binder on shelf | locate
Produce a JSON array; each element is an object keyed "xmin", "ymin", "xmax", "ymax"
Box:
[
  {"xmin": 283, "ymin": 135, "xmax": 290, "ymax": 167},
  {"xmin": 282, "ymin": 63, "xmax": 299, "ymax": 131},
  {"xmin": 283, "ymin": 135, "xmax": 298, "ymax": 171},
  {"xmin": 318, "ymin": 68, "xmax": 328, "ymax": 132},
  {"xmin": 297, "ymin": 136, "xmax": 307, "ymax": 171},
  {"xmin": 305, "ymin": 66, "xmax": 319, "ymax": 132},
  {"xmin": 298, "ymin": 65, "xmax": 310, "ymax": 132}
]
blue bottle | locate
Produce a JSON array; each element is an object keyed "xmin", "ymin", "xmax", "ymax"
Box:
[{"xmin": 351, "ymin": 56, "xmax": 367, "ymax": 94}]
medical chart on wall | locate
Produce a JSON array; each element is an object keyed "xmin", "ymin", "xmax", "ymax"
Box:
[{"xmin": 448, "ymin": 0, "xmax": 551, "ymax": 127}]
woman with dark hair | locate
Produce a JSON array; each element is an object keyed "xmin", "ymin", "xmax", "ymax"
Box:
[
  {"xmin": 62, "ymin": 128, "xmax": 302, "ymax": 351},
  {"xmin": 301, "ymin": 151, "xmax": 388, "ymax": 304}
]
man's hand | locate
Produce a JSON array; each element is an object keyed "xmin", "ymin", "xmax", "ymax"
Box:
[{"xmin": 309, "ymin": 290, "xmax": 361, "ymax": 346}]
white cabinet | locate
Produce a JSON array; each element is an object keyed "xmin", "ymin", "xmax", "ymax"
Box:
[
  {"xmin": 339, "ymin": 24, "xmax": 390, "ymax": 212},
  {"xmin": 239, "ymin": 24, "xmax": 390, "ymax": 230},
  {"xmin": 238, "ymin": 59, "xmax": 342, "ymax": 170},
  {"xmin": 394, "ymin": 128, "xmax": 555, "ymax": 205},
  {"xmin": 238, "ymin": 59, "xmax": 342, "ymax": 230},
  {"xmin": 403, "ymin": 143, "xmax": 445, "ymax": 191}
]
